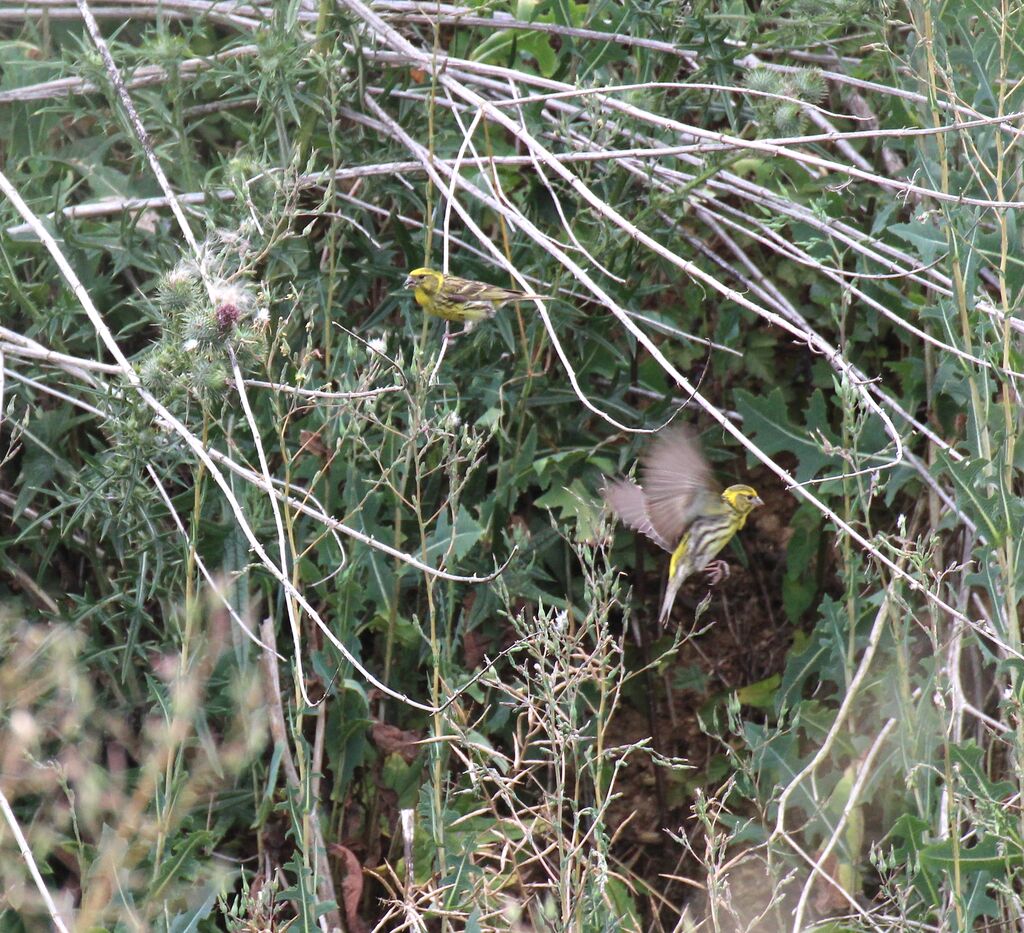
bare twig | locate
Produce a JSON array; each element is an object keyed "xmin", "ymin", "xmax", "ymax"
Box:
[{"xmin": 0, "ymin": 787, "xmax": 71, "ymax": 933}]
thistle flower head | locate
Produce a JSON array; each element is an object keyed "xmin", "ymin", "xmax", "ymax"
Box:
[{"xmin": 216, "ymin": 303, "xmax": 242, "ymax": 332}]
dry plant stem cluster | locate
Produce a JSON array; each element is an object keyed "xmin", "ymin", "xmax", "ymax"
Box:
[
  {"xmin": 0, "ymin": 167, "xmax": 491, "ymax": 714},
  {"xmin": 0, "ymin": 20, "xmax": 983, "ymax": 626},
  {"xmin": 6, "ymin": 4, "xmax": 999, "ymax": 405},
  {"xmin": 373, "ymin": 51, "xmax": 1013, "ymax": 387},
  {"xmin": 2, "ymin": 1, "xmax": 1021, "ymax": 928},
  {"xmin": 5, "ymin": 168, "xmax": 523, "ymax": 713},
  {"xmin": 4, "ymin": 0, "xmax": 511, "ymax": 672},
  {"xmin": 1, "ymin": 8, "xmax": 517, "ymax": 912},
  {"xmin": 334, "ymin": 6, "xmax": 1018, "ymax": 927},
  {"xmin": 341, "ymin": 0, "xmax": 996, "ymax": 636}
]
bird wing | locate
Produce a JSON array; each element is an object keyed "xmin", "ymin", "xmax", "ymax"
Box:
[
  {"xmin": 602, "ymin": 478, "xmax": 673, "ymax": 552},
  {"xmin": 639, "ymin": 425, "xmax": 719, "ymax": 546},
  {"xmin": 444, "ymin": 276, "xmax": 547, "ymax": 304},
  {"xmin": 442, "ymin": 276, "xmax": 516, "ymax": 303}
]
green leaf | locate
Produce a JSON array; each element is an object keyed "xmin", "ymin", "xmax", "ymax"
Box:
[
  {"xmin": 671, "ymin": 664, "xmax": 707, "ymax": 693},
  {"xmin": 517, "ymin": 32, "xmax": 557, "ymax": 77},
  {"xmin": 534, "ymin": 479, "xmax": 602, "ymax": 538},
  {"xmin": 938, "ymin": 455, "xmax": 1006, "ymax": 546},
  {"xmin": 889, "ymin": 221, "xmax": 949, "ymax": 264},
  {"xmin": 949, "ymin": 742, "xmax": 1016, "ymax": 802},
  {"xmin": 280, "ymin": 854, "xmax": 327, "ymax": 928},
  {"xmin": 470, "ymin": 29, "xmax": 519, "ymax": 66},
  {"xmin": 735, "ymin": 674, "xmax": 780, "ymax": 709},
  {"xmin": 148, "ymin": 831, "xmax": 216, "ymax": 901},
  {"xmin": 167, "ymin": 886, "xmax": 220, "ymax": 933},
  {"xmin": 918, "ymin": 837, "xmax": 1024, "ymax": 874},
  {"xmin": 734, "ymin": 387, "xmax": 841, "ymax": 484},
  {"xmin": 382, "ymin": 753, "xmax": 424, "ymax": 808},
  {"xmin": 424, "ymin": 507, "xmax": 485, "ymax": 565},
  {"xmin": 782, "ymin": 502, "xmax": 822, "ymax": 622}
]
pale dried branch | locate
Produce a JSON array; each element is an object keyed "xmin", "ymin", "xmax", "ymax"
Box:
[{"xmin": 0, "ymin": 786, "xmax": 71, "ymax": 933}]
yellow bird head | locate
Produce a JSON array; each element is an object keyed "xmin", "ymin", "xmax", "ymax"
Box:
[
  {"xmin": 403, "ymin": 267, "xmax": 443, "ymax": 296},
  {"xmin": 722, "ymin": 484, "xmax": 763, "ymax": 516}
]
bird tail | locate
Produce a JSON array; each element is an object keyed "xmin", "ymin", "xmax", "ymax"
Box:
[
  {"xmin": 658, "ymin": 574, "xmax": 684, "ymax": 628},
  {"xmin": 500, "ymin": 292, "xmax": 549, "ymax": 304}
]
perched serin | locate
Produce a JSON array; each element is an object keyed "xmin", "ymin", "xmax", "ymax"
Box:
[
  {"xmin": 403, "ymin": 267, "xmax": 547, "ymax": 323},
  {"xmin": 603, "ymin": 426, "xmax": 763, "ymax": 626}
]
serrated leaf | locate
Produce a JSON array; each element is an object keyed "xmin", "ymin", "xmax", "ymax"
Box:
[
  {"xmin": 517, "ymin": 32, "xmax": 557, "ymax": 77},
  {"xmin": 889, "ymin": 221, "xmax": 948, "ymax": 264},
  {"xmin": 938, "ymin": 454, "xmax": 1005, "ymax": 546},
  {"xmin": 672, "ymin": 664, "xmax": 707, "ymax": 693},
  {"xmin": 534, "ymin": 479, "xmax": 602, "ymax": 538},
  {"xmin": 918, "ymin": 837, "xmax": 1024, "ymax": 874},
  {"xmin": 949, "ymin": 742, "xmax": 1017, "ymax": 803},
  {"xmin": 783, "ymin": 502, "xmax": 822, "ymax": 622},
  {"xmin": 382, "ymin": 752, "xmax": 424, "ymax": 808},
  {"xmin": 424, "ymin": 507, "xmax": 484, "ymax": 565},
  {"xmin": 735, "ymin": 387, "xmax": 841, "ymax": 483}
]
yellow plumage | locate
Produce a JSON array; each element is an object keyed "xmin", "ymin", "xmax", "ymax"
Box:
[{"xmin": 403, "ymin": 267, "xmax": 547, "ymax": 323}]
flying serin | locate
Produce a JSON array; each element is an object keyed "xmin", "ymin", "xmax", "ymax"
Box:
[{"xmin": 603, "ymin": 425, "xmax": 763, "ymax": 626}]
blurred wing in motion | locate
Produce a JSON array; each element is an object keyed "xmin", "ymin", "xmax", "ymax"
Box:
[
  {"xmin": 602, "ymin": 478, "xmax": 673, "ymax": 552},
  {"xmin": 639, "ymin": 425, "xmax": 718, "ymax": 546}
]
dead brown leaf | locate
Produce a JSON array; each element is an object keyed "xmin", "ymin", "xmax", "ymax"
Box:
[
  {"xmin": 370, "ymin": 722, "xmax": 421, "ymax": 764},
  {"xmin": 329, "ymin": 844, "xmax": 367, "ymax": 933}
]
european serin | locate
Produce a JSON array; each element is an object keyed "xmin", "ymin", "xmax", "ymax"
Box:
[
  {"xmin": 403, "ymin": 267, "xmax": 547, "ymax": 323},
  {"xmin": 604, "ymin": 426, "xmax": 763, "ymax": 626}
]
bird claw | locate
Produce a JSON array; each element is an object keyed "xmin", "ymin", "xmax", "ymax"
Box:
[{"xmin": 704, "ymin": 560, "xmax": 730, "ymax": 586}]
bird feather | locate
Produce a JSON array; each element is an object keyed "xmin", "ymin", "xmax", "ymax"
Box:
[
  {"xmin": 639, "ymin": 425, "xmax": 720, "ymax": 546},
  {"xmin": 602, "ymin": 479, "xmax": 672, "ymax": 552}
]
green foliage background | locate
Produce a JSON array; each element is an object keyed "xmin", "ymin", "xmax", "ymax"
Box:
[{"xmin": 1, "ymin": 0, "xmax": 1023, "ymax": 930}]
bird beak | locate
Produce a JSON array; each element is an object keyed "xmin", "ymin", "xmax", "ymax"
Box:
[
  {"xmin": 752, "ymin": 496, "xmax": 764, "ymax": 507},
  {"xmin": 403, "ymin": 275, "xmax": 415, "ymax": 289}
]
